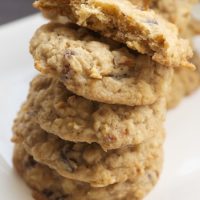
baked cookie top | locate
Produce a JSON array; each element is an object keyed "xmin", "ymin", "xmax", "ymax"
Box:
[
  {"xmin": 33, "ymin": 0, "xmax": 194, "ymax": 68},
  {"xmin": 12, "ymin": 111, "xmax": 164, "ymax": 187},
  {"xmin": 13, "ymin": 144, "xmax": 163, "ymax": 200},
  {"xmin": 14, "ymin": 75, "xmax": 166, "ymax": 150},
  {"xmin": 30, "ymin": 23, "xmax": 173, "ymax": 106}
]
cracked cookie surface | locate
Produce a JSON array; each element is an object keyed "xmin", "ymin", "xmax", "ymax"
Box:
[
  {"xmin": 33, "ymin": 0, "xmax": 194, "ymax": 68},
  {"xmin": 30, "ymin": 23, "xmax": 173, "ymax": 106},
  {"xmin": 13, "ymin": 75, "xmax": 166, "ymax": 150},
  {"xmin": 12, "ymin": 112, "xmax": 164, "ymax": 187},
  {"xmin": 13, "ymin": 144, "xmax": 163, "ymax": 200}
]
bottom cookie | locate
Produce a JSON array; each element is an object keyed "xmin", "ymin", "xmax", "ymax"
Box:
[{"xmin": 13, "ymin": 144, "xmax": 163, "ymax": 200}]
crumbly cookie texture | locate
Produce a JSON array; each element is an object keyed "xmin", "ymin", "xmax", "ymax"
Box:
[
  {"xmin": 30, "ymin": 23, "xmax": 173, "ymax": 106},
  {"xmin": 13, "ymin": 75, "xmax": 166, "ymax": 151},
  {"xmin": 12, "ymin": 112, "xmax": 164, "ymax": 187},
  {"xmin": 33, "ymin": 0, "xmax": 194, "ymax": 69},
  {"xmin": 13, "ymin": 144, "xmax": 163, "ymax": 200}
]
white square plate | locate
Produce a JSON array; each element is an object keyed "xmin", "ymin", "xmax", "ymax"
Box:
[{"xmin": 0, "ymin": 14, "xmax": 200, "ymax": 200}]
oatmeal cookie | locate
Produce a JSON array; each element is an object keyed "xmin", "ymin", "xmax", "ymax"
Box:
[
  {"xmin": 30, "ymin": 23, "xmax": 173, "ymax": 106},
  {"xmin": 13, "ymin": 144, "xmax": 163, "ymax": 200},
  {"xmin": 12, "ymin": 113, "xmax": 164, "ymax": 187},
  {"xmin": 148, "ymin": 1, "xmax": 200, "ymax": 108},
  {"xmin": 33, "ymin": 0, "xmax": 194, "ymax": 68},
  {"xmin": 167, "ymin": 53, "xmax": 200, "ymax": 108},
  {"xmin": 13, "ymin": 75, "xmax": 166, "ymax": 150}
]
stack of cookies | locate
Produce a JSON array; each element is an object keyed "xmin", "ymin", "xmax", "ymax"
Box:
[{"xmin": 12, "ymin": 0, "xmax": 199, "ymax": 200}]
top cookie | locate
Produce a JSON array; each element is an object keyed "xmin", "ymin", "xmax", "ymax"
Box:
[
  {"xmin": 30, "ymin": 23, "xmax": 173, "ymax": 106},
  {"xmin": 34, "ymin": 0, "xmax": 194, "ymax": 68}
]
